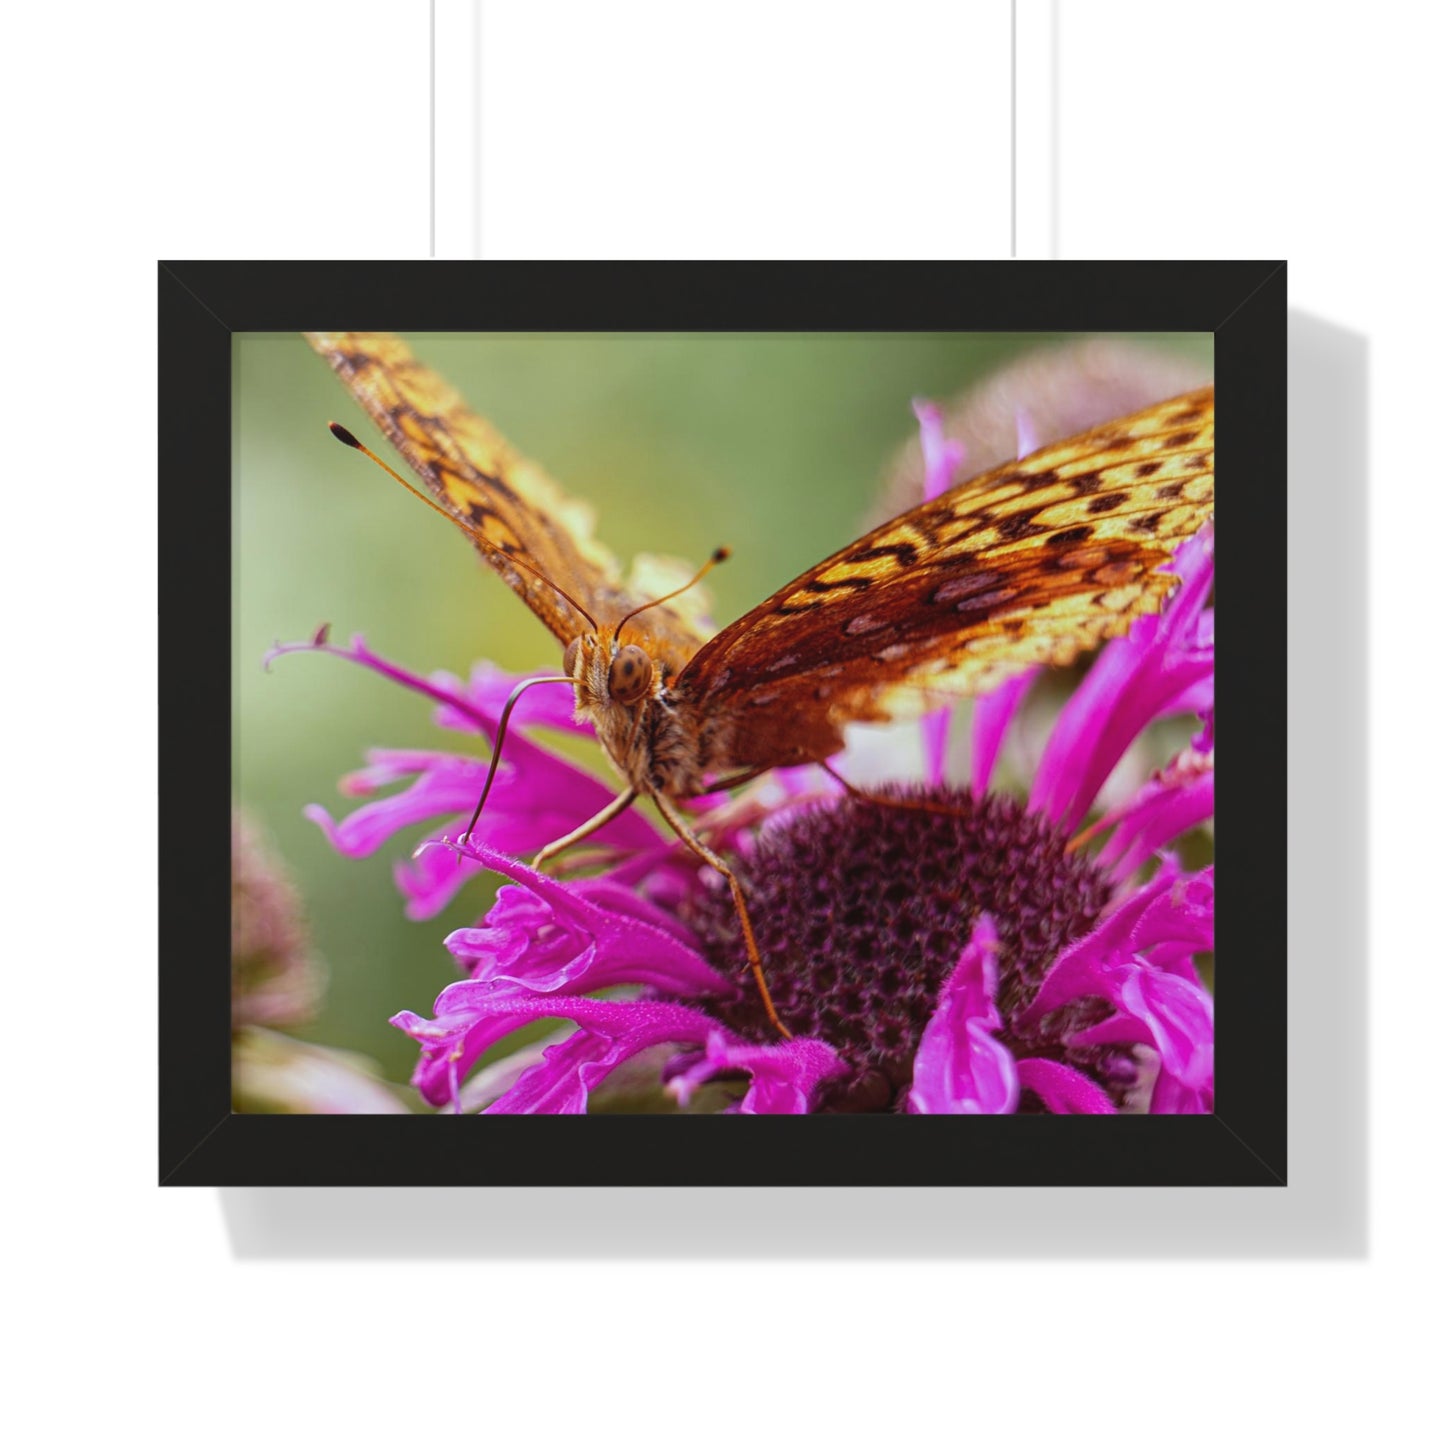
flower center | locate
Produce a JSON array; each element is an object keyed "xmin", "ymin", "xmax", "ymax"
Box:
[{"xmin": 680, "ymin": 784, "xmax": 1117, "ymax": 1111}]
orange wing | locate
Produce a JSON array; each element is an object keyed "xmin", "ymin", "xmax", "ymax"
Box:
[
  {"xmin": 306, "ymin": 332, "xmax": 711, "ymax": 673},
  {"xmin": 677, "ymin": 388, "xmax": 1215, "ymax": 773}
]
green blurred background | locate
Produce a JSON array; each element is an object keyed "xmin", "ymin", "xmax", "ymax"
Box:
[{"xmin": 233, "ymin": 331, "xmax": 1212, "ymax": 1091}]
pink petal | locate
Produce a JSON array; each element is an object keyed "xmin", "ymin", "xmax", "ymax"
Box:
[
  {"xmin": 908, "ymin": 916, "xmax": 1020, "ymax": 1114},
  {"xmin": 913, "ymin": 398, "xmax": 967, "ymax": 500},
  {"xmin": 1015, "ymin": 1058, "xmax": 1116, "ymax": 1114},
  {"xmin": 971, "ymin": 668, "xmax": 1041, "ymax": 797},
  {"xmin": 668, "ymin": 1032, "xmax": 851, "ymax": 1114}
]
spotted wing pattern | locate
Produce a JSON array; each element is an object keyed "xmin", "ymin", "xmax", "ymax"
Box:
[
  {"xmin": 306, "ymin": 331, "xmax": 710, "ymax": 673},
  {"xmin": 678, "ymin": 388, "xmax": 1215, "ymax": 774}
]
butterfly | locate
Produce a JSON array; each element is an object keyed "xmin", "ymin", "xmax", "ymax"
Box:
[{"xmin": 307, "ymin": 331, "xmax": 1214, "ymax": 1035}]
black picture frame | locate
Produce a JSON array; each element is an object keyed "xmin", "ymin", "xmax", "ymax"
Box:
[{"xmin": 163, "ymin": 259, "xmax": 1285, "ymax": 1187}]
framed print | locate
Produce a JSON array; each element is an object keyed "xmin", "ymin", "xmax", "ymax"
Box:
[{"xmin": 162, "ymin": 260, "xmax": 1284, "ymax": 1185}]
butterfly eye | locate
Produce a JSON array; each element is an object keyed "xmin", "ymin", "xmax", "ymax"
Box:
[
  {"xmin": 563, "ymin": 637, "xmax": 582, "ymax": 678},
  {"xmin": 608, "ymin": 645, "xmax": 654, "ymax": 704}
]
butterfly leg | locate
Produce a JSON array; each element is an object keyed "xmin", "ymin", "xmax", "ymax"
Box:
[
  {"xmin": 702, "ymin": 765, "xmax": 772, "ymax": 792},
  {"xmin": 651, "ymin": 791, "xmax": 793, "ymax": 1041},
  {"xmin": 819, "ymin": 759, "xmax": 974, "ymax": 820},
  {"xmin": 530, "ymin": 786, "xmax": 639, "ymax": 871}
]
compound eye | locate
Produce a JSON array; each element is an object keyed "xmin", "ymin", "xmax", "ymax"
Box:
[
  {"xmin": 563, "ymin": 637, "xmax": 582, "ymax": 678},
  {"xmin": 608, "ymin": 644, "xmax": 654, "ymax": 704}
]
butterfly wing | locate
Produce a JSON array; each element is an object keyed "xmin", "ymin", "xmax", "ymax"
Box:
[
  {"xmin": 676, "ymin": 387, "xmax": 1214, "ymax": 774},
  {"xmin": 306, "ymin": 331, "xmax": 711, "ymax": 671}
]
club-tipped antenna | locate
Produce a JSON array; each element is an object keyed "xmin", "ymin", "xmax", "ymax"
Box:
[
  {"xmin": 614, "ymin": 546, "xmax": 730, "ymax": 644},
  {"xmin": 327, "ymin": 422, "xmax": 600, "ymax": 631}
]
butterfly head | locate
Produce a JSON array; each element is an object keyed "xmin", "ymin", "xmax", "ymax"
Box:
[
  {"xmin": 560, "ymin": 545, "xmax": 728, "ymax": 720},
  {"xmin": 563, "ymin": 630, "xmax": 657, "ymax": 713}
]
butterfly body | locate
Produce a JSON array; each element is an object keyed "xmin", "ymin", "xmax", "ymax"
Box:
[{"xmin": 561, "ymin": 627, "xmax": 706, "ymax": 799}]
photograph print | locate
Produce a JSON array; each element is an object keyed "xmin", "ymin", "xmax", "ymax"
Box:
[{"xmin": 231, "ymin": 321, "xmax": 1216, "ymax": 1122}]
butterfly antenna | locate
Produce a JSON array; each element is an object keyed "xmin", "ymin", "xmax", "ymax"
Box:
[
  {"xmin": 454, "ymin": 673, "xmax": 574, "ymax": 860},
  {"xmin": 327, "ymin": 422, "xmax": 600, "ymax": 630},
  {"xmin": 614, "ymin": 546, "xmax": 730, "ymax": 644}
]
